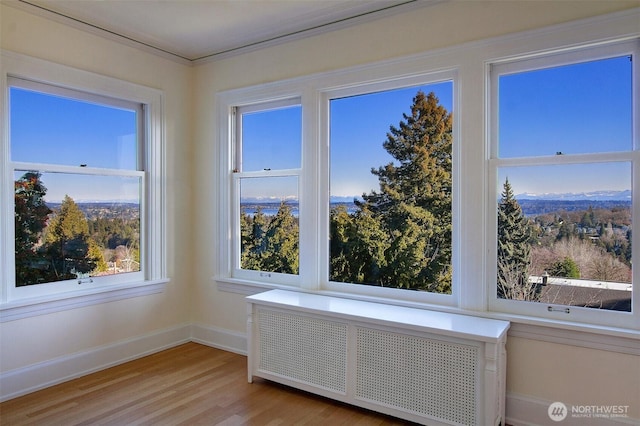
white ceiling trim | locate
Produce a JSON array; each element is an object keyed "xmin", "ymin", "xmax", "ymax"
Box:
[{"xmin": 7, "ymin": 0, "xmax": 438, "ymax": 66}]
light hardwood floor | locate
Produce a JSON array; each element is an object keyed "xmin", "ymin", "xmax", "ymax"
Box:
[{"xmin": 0, "ymin": 342, "xmax": 414, "ymax": 425}]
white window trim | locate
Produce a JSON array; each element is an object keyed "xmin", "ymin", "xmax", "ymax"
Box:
[
  {"xmin": 231, "ymin": 99, "xmax": 302, "ymax": 286},
  {"xmin": 215, "ymin": 9, "xmax": 640, "ymax": 342},
  {"xmin": 487, "ymin": 39, "xmax": 639, "ymax": 330},
  {"xmin": 217, "ymin": 68, "xmax": 460, "ymax": 306},
  {"xmin": 0, "ymin": 50, "xmax": 168, "ymax": 321},
  {"xmin": 319, "ymin": 72, "xmax": 459, "ymax": 308}
]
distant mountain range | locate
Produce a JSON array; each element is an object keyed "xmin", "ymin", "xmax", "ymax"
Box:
[
  {"xmin": 331, "ymin": 190, "xmax": 632, "ymax": 203},
  {"xmin": 515, "ymin": 190, "xmax": 631, "ymax": 201},
  {"xmin": 243, "ymin": 190, "xmax": 631, "ymax": 205}
]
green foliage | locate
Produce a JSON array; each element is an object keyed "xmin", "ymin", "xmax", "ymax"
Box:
[
  {"xmin": 339, "ymin": 91, "xmax": 453, "ymax": 293},
  {"xmin": 89, "ymin": 240, "xmax": 109, "ymax": 273},
  {"xmin": 549, "ymin": 256, "xmax": 580, "ymax": 278},
  {"xmin": 330, "ymin": 205, "xmax": 389, "ymax": 284},
  {"xmin": 497, "ymin": 178, "xmax": 539, "ymax": 301},
  {"xmin": 14, "ymin": 171, "xmax": 52, "ymax": 286},
  {"xmin": 241, "ymin": 203, "xmax": 299, "ymax": 274},
  {"xmin": 88, "ymin": 217, "xmax": 140, "ymax": 251},
  {"xmin": 14, "ymin": 171, "xmax": 140, "ymax": 285},
  {"xmin": 44, "ymin": 195, "xmax": 98, "ymax": 279}
]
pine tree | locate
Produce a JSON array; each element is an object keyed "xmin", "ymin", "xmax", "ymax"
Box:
[
  {"xmin": 261, "ymin": 203, "xmax": 299, "ymax": 274},
  {"xmin": 14, "ymin": 171, "xmax": 52, "ymax": 286},
  {"xmin": 240, "ymin": 207, "xmax": 268, "ymax": 271},
  {"xmin": 240, "ymin": 203, "xmax": 299, "ymax": 274},
  {"xmin": 549, "ymin": 256, "xmax": 580, "ymax": 278},
  {"xmin": 497, "ymin": 178, "xmax": 538, "ymax": 300},
  {"xmin": 330, "ymin": 204, "xmax": 389, "ymax": 284},
  {"xmin": 357, "ymin": 91, "xmax": 453, "ymax": 293},
  {"xmin": 45, "ymin": 195, "xmax": 97, "ymax": 279}
]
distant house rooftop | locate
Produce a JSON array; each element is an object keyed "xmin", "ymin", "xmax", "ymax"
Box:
[{"xmin": 539, "ymin": 284, "xmax": 631, "ymax": 312}]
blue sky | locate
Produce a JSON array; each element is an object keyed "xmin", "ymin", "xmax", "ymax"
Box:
[
  {"xmin": 11, "ymin": 87, "xmax": 139, "ymax": 202},
  {"xmin": 240, "ymin": 82, "xmax": 453, "ymax": 201},
  {"xmin": 11, "ymin": 54, "xmax": 632, "ymax": 203},
  {"xmin": 497, "ymin": 55, "xmax": 632, "ymax": 199},
  {"xmin": 330, "ymin": 82, "xmax": 453, "ymax": 199}
]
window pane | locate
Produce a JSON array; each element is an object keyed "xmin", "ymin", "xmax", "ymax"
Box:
[
  {"xmin": 329, "ymin": 83, "xmax": 453, "ymax": 293},
  {"xmin": 498, "ymin": 56, "xmax": 632, "ymax": 158},
  {"xmin": 496, "ymin": 163, "xmax": 632, "ymax": 311},
  {"xmin": 10, "ymin": 87, "xmax": 138, "ymax": 169},
  {"xmin": 15, "ymin": 171, "xmax": 142, "ymax": 286},
  {"xmin": 239, "ymin": 176, "xmax": 299, "ymax": 275},
  {"xmin": 241, "ymin": 105, "xmax": 301, "ymax": 171}
]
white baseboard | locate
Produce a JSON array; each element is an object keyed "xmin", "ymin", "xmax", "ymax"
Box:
[
  {"xmin": 3, "ymin": 324, "xmax": 636, "ymax": 426},
  {"xmin": 0, "ymin": 323, "xmax": 191, "ymax": 402},
  {"xmin": 506, "ymin": 393, "xmax": 639, "ymax": 426},
  {"xmin": 190, "ymin": 322, "xmax": 247, "ymax": 355}
]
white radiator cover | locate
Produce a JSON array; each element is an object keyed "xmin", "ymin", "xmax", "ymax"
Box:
[{"xmin": 247, "ymin": 290, "xmax": 509, "ymax": 426}]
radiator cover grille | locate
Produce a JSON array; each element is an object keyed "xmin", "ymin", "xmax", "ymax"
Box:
[
  {"xmin": 248, "ymin": 290, "xmax": 509, "ymax": 426},
  {"xmin": 356, "ymin": 327, "xmax": 478, "ymax": 425},
  {"xmin": 256, "ymin": 308, "xmax": 347, "ymax": 393}
]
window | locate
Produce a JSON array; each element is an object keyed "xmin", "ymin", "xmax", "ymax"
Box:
[
  {"xmin": 1, "ymin": 52, "xmax": 166, "ymax": 308},
  {"xmin": 217, "ymin": 14, "xmax": 638, "ymax": 332},
  {"xmin": 328, "ymin": 83, "xmax": 454, "ymax": 295},
  {"xmin": 489, "ymin": 41, "xmax": 637, "ymax": 328},
  {"xmin": 219, "ymin": 71, "xmax": 457, "ymax": 305},
  {"xmin": 11, "ymin": 80, "xmax": 143, "ymax": 288},
  {"xmin": 232, "ymin": 100, "xmax": 302, "ymax": 284}
]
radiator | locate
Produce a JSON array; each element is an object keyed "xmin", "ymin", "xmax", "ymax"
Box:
[{"xmin": 247, "ymin": 290, "xmax": 509, "ymax": 426}]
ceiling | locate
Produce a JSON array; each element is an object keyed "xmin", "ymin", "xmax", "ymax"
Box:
[{"xmin": 13, "ymin": 0, "xmax": 432, "ymax": 63}]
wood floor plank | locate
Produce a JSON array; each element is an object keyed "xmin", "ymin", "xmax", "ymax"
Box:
[{"xmin": 1, "ymin": 343, "xmax": 413, "ymax": 425}]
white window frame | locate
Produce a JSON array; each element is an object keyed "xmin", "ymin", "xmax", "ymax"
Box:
[
  {"xmin": 0, "ymin": 51, "xmax": 167, "ymax": 321},
  {"xmin": 216, "ymin": 10, "xmax": 640, "ymax": 336},
  {"xmin": 487, "ymin": 40, "xmax": 639, "ymax": 330},
  {"xmin": 232, "ymin": 97, "xmax": 302, "ymax": 286},
  {"xmin": 216, "ymin": 63, "xmax": 459, "ymax": 307},
  {"xmin": 319, "ymin": 74, "xmax": 459, "ymax": 307}
]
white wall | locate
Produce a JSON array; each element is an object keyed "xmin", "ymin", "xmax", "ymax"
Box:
[
  {"xmin": 192, "ymin": 0, "xmax": 640, "ymax": 422},
  {"xmin": 0, "ymin": 2, "xmax": 193, "ymax": 378},
  {"xmin": 1, "ymin": 0, "xmax": 638, "ymax": 423}
]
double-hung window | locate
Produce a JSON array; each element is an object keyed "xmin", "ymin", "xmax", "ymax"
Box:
[
  {"xmin": 1, "ymin": 52, "xmax": 166, "ymax": 309},
  {"xmin": 488, "ymin": 40, "xmax": 638, "ymax": 328},
  {"xmin": 232, "ymin": 99, "xmax": 302, "ymax": 285},
  {"xmin": 324, "ymin": 79, "xmax": 456, "ymax": 304}
]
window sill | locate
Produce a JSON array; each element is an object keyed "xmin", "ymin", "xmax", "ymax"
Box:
[
  {"xmin": 0, "ymin": 279, "xmax": 169, "ymax": 323},
  {"xmin": 216, "ymin": 278, "xmax": 639, "ymax": 355},
  {"xmin": 216, "ymin": 277, "xmax": 296, "ymax": 296}
]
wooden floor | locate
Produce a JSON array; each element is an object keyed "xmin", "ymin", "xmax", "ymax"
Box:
[{"xmin": 0, "ymin": 342, "xmax": 414, "ymax": 425}]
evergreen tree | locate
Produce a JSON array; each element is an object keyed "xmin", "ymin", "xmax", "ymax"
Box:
[
  {"xmin": 497, "ymin": 178, "xmax": 538, "ymax": 300},
  {"xmin": 240, "ymin": 203, "xmax": 299, "ymax": 274},
  {"xmin": 89, "ymin": 240, "xmax": 108, "ymax": 273},
  {"xmin": 14, "ymin": 171, "xmax": 52, "ymax": 286},
  {"xmin": 330, "ymin": 204, "xmax": 389, "ymax": 284},
  {"xmin": 241, "ymin": 207, "xmax": 268, "ymax": 271},
  {"xmin": 261, "ymin": 203, "xmax": 299, "ymax": 274},
  {"xmin": 45, "ymin": 195, "xmax": 97, "ymax": 279},
  {"xmin": 548, "ymin": 256, "xmax": 580, "ymax": 278},
  {"xmin": 356, "ymin": 91, "xmax": 452, "ymax": 293}
]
